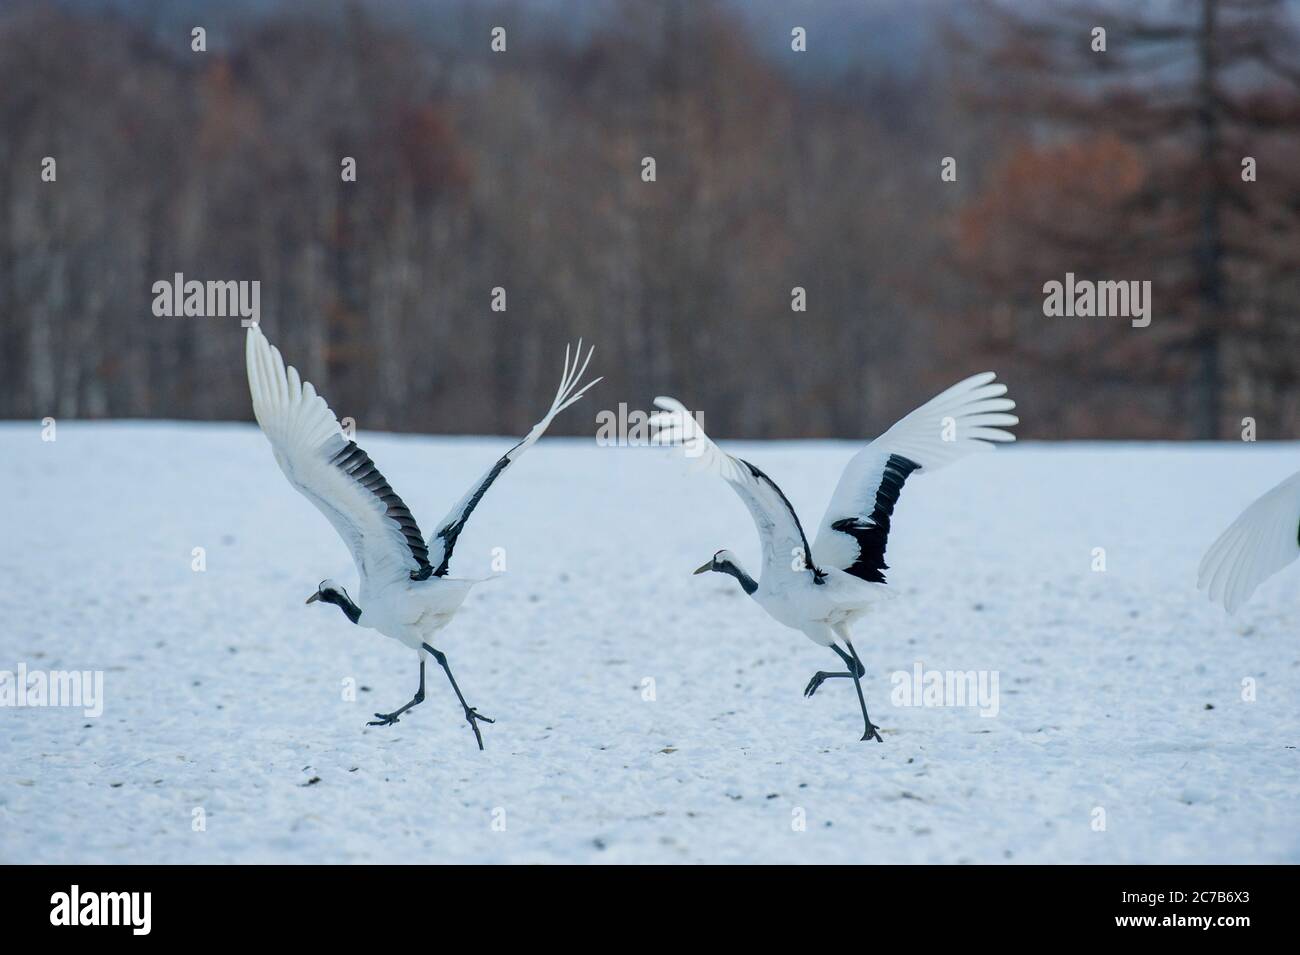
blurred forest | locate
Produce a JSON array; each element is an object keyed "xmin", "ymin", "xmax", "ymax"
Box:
[{"xmin": 0, "ymin": 0, "xmax": 1298, "ymax": 439}]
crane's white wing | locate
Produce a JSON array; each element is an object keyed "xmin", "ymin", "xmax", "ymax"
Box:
[
  {"xmin": 426, "ymin": 341, "xmax": 601, "ymax": 576},
  {"xmin": 246, "ymin": 324, "xmax": 432, "ymax": 587},
  {"xmin": 812, "ymin": 373, "xmax": 1018, "ymax": 583},
  {"xmin": 1198, "ymin": 470, "xmax": 1300, "ymax": 614},
  {"xmin": 650, "ymin": 397, "xmax": 821, "ymax": 581}
]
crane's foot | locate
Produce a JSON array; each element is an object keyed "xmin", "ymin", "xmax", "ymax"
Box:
[
  {"xmin": 804, "ymin": 671, "xmax": 835, "ymax": 697},
  {"xmin": 861, "ymin": 722, "xmax": 883, "ymax": 743},
  {"xmin": 463, "ymin": 707, "xmax": 494, "ymax": 750},
  {"xmin": 367, "ymin": 712, "xmax": 402, "ymax": 727}
]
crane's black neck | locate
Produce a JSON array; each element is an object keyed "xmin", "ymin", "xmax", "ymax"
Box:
[
  {"xmin": 320, "ymin": 589, "xmax": 362, "ymax": 624},
  {"xmin": 717, "ymin": 559, "xmax": 758, "ymax": 596}
]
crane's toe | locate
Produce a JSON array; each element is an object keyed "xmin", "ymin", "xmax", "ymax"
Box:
[
  {"xmin": 804, "ymin": 672, "xmax": 830, "ymax": 697},
  {"xmin": 462, "ymin": 707, "xmax": 493, "ymax": 750}
]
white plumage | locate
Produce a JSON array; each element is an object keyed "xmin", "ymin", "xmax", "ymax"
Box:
[
  {"xmin": 811, "ymin": 372, "xmax": 1019, "ymax": 574},
  {"xmin": 1197, "ymin": 469, "xmax": 1300, "ymax": 615},
  {"xmin": 651, "ymin": 373, "xmax": 1017, "ymax": 741},
  {"xmin": 246, "ymin": 324, "xmax": 600, "ymax": 748}
]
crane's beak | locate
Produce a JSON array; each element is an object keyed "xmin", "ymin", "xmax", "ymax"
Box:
[
  {"xmin": 692, "ymin": 561, "xmax": 712, "ymax": 575},
  {"xmin": 305, "ymin": 592, "xmax": 320, "ymax": 604}
]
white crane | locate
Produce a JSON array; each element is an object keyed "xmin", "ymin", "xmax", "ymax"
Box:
[
  {"xmin": 246, "ymin": 324, "xmax": 600, "ymax": 749},
  {"xmin": 651, "ymin": 374, "xmax": 1018, "ymax": 741},
  {"xmin": 1198, "ymin": 469, "xmax": 1300, "ymax": 614}
]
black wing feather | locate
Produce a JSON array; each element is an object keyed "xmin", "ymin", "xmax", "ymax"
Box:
[
  {"xmin": 327, "ymin": 440, "xmax": 433, "ymax": 580},
  {"xmin": 740, "ymin": 458, "xmax": 827, "ymax": 583},
  {"xmin": 831, "ymin": 453, "xmax": 920, "ymax": 584},
  {"xmin": 431, "ymin": 452, "xmax": 513, "ymax": 577}
]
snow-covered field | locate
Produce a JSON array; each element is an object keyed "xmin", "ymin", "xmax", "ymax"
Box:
[{"xmin": 1, "ymin": 422, "xmax": 1298, "ymax": 864}]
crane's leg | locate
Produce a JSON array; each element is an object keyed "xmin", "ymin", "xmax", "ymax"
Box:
[
  {"xmin": 845, "ymin": 640, "xmax": 882, "ymax": 742},
  {"xmin": 803, "ymin": 643, "xmax": 866, "ymax": 697},
  {"xmin": 368, "ymin": 657, "xmax": 426, "ymax": 726},
  {"xmin": 422, "ymin": 643, "xmax": 494, "ymax": 750}
]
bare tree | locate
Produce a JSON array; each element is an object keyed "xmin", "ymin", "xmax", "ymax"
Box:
[{"xmin": 951, "ymin": 0, "xmax": 1300, "ymax": 438}]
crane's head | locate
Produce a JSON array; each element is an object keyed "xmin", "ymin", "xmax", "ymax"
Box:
[
  {"xmin": 305, "ymin": 579, "xmax": 361, "ymax": 623},
  {"xmin": 693, "ymin": 549, "xmax": 757, "ymax": 595}
]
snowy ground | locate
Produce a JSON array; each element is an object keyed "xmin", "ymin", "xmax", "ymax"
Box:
[{"xmin": 1, "ymin": 421, "xmax": 1298, "ymax": 864}]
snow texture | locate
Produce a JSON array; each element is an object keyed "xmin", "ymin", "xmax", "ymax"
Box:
[{"xmin": 1, "ymin": 422, "xmax": 1297, "ymax": 863}]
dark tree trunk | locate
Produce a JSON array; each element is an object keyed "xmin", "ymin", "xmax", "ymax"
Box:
[{"xmin": 1193, "ymin": 0, "xmax": 1225, "ymax": 439}]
